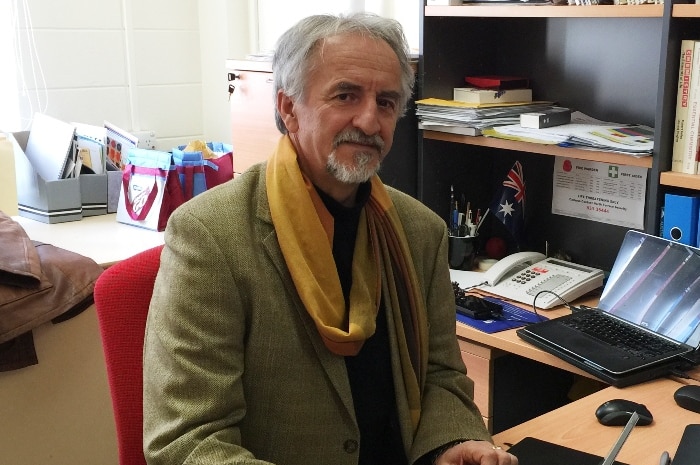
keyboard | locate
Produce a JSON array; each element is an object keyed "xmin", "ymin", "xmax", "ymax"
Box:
[{"xmin": 562, "ymin": 310, "xmax": 679, "ymax": 360}]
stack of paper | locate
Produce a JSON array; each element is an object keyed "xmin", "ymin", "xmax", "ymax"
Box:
[
  {"xmin": 483, "ymin": 111, "xmax": 654, "ymax": 156},
  {"xmin": 416, "ymin": 98, "xmax": 557, "ymax": 137}
]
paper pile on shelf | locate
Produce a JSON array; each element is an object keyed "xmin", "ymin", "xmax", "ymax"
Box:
[
  {"xmin": 416, "ymin": 98, "xmax": 558, "ymax": 136},
  {"xmin": 482, "ymin": 111, "xmax": 654, "ymax": 156}
]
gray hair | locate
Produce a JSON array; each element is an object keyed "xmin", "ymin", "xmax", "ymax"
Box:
[{"xmin": 272, "ymin": 12, "xmax": 414, "ymax": 134}]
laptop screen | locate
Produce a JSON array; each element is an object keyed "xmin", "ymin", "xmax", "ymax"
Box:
[{"xmin": 598, "ymin": 231, "xmax": 700, "ymax": 348}]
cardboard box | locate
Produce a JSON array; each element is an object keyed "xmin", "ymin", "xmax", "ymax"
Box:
[
  {"xmin": 520, "ymin": 107, "xmax": 572, "ymax": 129},
  {"xmin": 79, "ymin": 173, "xmax": 108, "ymax": 216},
  {"xmin": 10, "ymin": 131, "xmax": 82, "ymax": 223},
  {"xmin": 106, "ymin": 162, "xmax": 122, "ymax": 213}
]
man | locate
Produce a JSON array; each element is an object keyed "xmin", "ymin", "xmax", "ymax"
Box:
[{"xmin": 143, "ymin": 12, "xmax": 517, "ymax": 465}]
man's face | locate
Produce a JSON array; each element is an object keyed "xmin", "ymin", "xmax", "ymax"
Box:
[{"xmin": 280, "ymin": 33, "xmax": 403, "ymax": 189}]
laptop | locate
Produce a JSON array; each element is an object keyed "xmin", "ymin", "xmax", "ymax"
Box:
[{"xmin": 517, "ymin": 230, "xmax": 700, "ymax": 387}]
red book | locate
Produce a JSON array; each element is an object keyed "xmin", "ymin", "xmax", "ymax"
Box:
[{"xmin": 464, "ymin": 75, "xmax": 530, "ymax": 90}]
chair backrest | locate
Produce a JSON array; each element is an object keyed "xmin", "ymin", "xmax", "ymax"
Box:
[{"xmin": 94, "ymin": 244, "xmax": 164, "ymax": 465}]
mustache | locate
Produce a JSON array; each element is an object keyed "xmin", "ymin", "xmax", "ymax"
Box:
[{"xmin": 333, "ymin": 129, "xmax": 385, "ymax": 153}]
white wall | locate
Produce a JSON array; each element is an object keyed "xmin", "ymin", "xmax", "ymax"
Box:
[
  {"xmin": 255, "ymin": 0, "xmax": 419, "ymax": 53},
  {"xmin": 8, "ymin": 0, "xmax": 417, "ymax": 150},
  {"xmin": 10, "ymin": 0, "xmax": 224, "ymax": 150}
]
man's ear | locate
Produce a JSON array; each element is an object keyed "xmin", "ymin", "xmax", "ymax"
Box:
[{"xmin": 277, "ymin": 91, "xmax": 299, "ymax": 133}]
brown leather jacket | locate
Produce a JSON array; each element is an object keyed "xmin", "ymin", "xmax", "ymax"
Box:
[{"xmin": 0, "ymin": 212, "xmax": 103, "ymax": 370}]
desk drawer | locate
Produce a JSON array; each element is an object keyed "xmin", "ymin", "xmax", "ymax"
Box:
[{"xmin": 458, "ymin": 338, "xmax": 500, "ymax": 431}]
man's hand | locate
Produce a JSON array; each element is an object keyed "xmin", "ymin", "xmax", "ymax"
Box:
[{"xmin": 434, "ymin": 440, "xmax": 518, "ymax": 465}]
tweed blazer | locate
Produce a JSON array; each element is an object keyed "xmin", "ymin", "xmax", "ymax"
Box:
[{"xmin": 143, "ymin": 162, "xmax": 490, "ymax": 465}]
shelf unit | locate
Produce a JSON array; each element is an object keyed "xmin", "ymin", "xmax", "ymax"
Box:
[{"xmin": 418, "ymin": 1, "xmax": 700, "ymax": 270}]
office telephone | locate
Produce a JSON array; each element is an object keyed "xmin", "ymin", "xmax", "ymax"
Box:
[{"xmin": 477, "ymin": 251, "xmax": 604, "ymax": 309}]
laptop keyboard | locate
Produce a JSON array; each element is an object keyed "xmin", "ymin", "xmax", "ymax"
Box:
[{"xmin": 562, "ymin": 311, "xmax": 680, "ymax": 360}]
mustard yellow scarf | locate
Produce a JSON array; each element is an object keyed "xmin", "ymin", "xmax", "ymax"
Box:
[{"xmin": 266, "ymin": 135, "xmax": 428, "ymax": 429}]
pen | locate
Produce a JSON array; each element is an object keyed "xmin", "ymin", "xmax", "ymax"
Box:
[
  {"xmin": 449, "ymin": 185, "xmax": 455, "ymax": 234},
  {"xmin": 659, "ymin": 451, "xmax": 670, "ymax": 465},
  {"xmin": 475, "ymin": 208, "xmax": 489, "ymax": 234},
  {"xmin": 452, "ymin": 200, "xmax": 459, "ymax": 235},
  {"xmin": 601, "ymin": 411, "xmax": 638, "ymax": 465}
]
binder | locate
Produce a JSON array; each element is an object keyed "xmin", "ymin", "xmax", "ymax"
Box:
[{"xmin": 662, "ymin": 193, "xmax": 700, "ymax": 247}]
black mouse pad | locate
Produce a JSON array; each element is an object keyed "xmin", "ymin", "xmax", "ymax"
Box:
[{"xmin": 506, "ymin": 437, "xmax": 628, "ymax": 465}]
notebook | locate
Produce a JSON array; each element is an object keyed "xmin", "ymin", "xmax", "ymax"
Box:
[
  {"xmin": 516, "ymin": 230, "xmax": 700, "ymax": 387},
  {"xmin": 506, "ymin": 437, "xmax": 628, "ymax": 465},
  {"xmin": 507, "ymin": 411, "xmax": 638, "ymax": 465},
  {"xmin": 673, "ymin": 424, "xmax": 700, "ymax": 465},
  {"xmin": 24, "ymin": 113, "xmax": 76, "ymax": 181}
]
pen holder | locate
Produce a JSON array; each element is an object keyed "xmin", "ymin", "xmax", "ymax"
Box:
[{"xmin": 448, "ymin": 235, "xmax": 478, "ymax": 270}]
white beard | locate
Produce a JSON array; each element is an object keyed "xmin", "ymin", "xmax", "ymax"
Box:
[{"xmin": 326, "ymin": 149, "xmax": 379, "ymax": 184}]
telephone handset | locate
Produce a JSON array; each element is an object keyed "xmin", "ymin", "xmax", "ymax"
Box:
[
  {"xmin": 477, "ymin": 251, "xmax": 604, "ymax": 309},
  {"xmin": 483, "ymin": 251, "xmax": 546, "ymax": 286}
]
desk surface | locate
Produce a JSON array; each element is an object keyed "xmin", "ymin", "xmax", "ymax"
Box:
[
  {"xmin": 493, "ymin": 376, "xmax": 700, "ymax": 465},
  {"xmin": 13, "ymin": 214, "xmax": 164, "ymax": 267},
  {"xmin": 455, "ymin": 291, "xmax": 601, "ymax": 379}
]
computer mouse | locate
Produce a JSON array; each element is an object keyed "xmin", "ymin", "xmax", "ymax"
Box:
[
  {"xmin": 674, "ymin": 384, "xmax": 700, "ymax": 413},
  {"xmin": 594, "ymin": 399, "xmax": 653, "ymax": 426}
]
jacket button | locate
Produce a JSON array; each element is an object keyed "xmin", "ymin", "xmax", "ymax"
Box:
[{"xmin": 343, "ymin": 439, "xmax": 358, "ymax": 454}]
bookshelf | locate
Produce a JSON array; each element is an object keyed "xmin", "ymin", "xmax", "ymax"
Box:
[
  {"xmin": 427, "ymin": 4, "xmax": 663, "ymax": 18},
  {"xmin": 418, "ymin": 1, "xmax": 700, "ymax": 270}
]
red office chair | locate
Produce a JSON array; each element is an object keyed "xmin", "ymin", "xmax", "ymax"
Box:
[{"xmin": 94, "ymin": 244, "xmax": 164, "ymax": 465}]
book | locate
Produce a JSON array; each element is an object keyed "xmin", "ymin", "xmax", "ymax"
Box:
[
  {"xmin": 680, "ymin": 40, "xmax": 700, "ymax": 175},
  {"xmin": 104, "ymin": 121, "xmax": 138, "ymax": 169},
  {"xmin": 464, "ymin": 75, "xmax": 530, "ymax": 90},
  {"xmin": 416, "ymin": 97, "xmax": 550, "ymax": 110},
  {"xmin": 671, "ymin": 40, "xmax": 698, "ymax": 173},
  {"xmin": 520, "ymin": 107, "xmax": 571, "ymax": 128},
  {"xmin": 73, "ymin": 123, "xmax": 107, "ymax": 175},
  {"xmin": 418, "ymin": 121, "xmax": 481, "ymax": 136},
  {"xmin": 453, "ymin": 87, "xmax": 532, "ymax": 105}
]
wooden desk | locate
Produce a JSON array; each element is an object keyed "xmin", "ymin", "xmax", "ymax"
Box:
[
  {"xmin": 455, "ymin": 289, "xmax": 603, "ymax": 431},
  {"xmin": 12, "ymin": 213, "xmax": 164, "ymax": 267},
  {"xmin": 493, "ymin": 377, "xmax": 700, "ymax": 465},
  {"xmin": 457, "ymin": 304, "xmax": 595, "ymax": 378}
]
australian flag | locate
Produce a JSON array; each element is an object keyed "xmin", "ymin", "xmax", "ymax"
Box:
[{"xmin": 490, "ymin": 161, "xmax": 526, "ymax": 245}]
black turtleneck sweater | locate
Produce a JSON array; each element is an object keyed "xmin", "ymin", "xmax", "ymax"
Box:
[{"xmin": 316, "ymin": 183, "xmax": 407, "ymax": 465}]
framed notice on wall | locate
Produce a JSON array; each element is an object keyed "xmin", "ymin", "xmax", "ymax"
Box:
[{"xmin": 551, "ymin": 157, "xmax": 646, "ymax": 229}]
